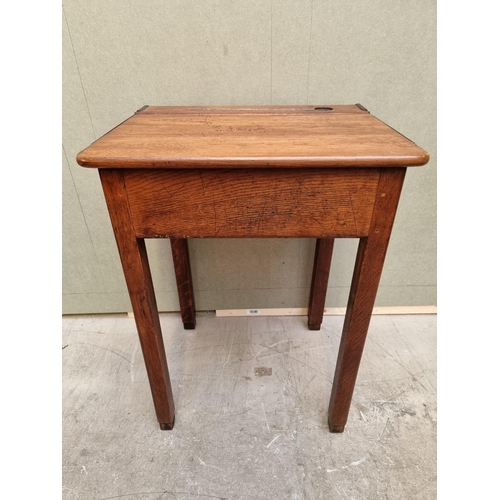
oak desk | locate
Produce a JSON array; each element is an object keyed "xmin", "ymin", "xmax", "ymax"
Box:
[{"xmin": 77, "ymin": 104, "xmax": 429, "ymax": 432}]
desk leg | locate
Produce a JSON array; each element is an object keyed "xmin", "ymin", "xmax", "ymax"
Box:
[
  {"xmin": 308, "ymin": 239, "xmax": 334, "ymax": 330},
  {"xmin": 100, "ymin": 170, "xmax": 175, "ymax": 430},
  {"xmin": 328, "ymin": 168, "xmax": 406, "ymax": 433},
  {"xmin": 171, "ymin": 238, "xmax": 196, "ymax": 329}
]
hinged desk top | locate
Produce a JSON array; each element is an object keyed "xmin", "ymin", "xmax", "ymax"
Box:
[{"xmin": 76, "ymin": 104, "xmax": 429, "ymax": 169}]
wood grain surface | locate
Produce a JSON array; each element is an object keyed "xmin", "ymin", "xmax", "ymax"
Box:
[
  {"xmin": 99, "ymin": 169, "xmax": 175, "ymax": 429},
  {"xmin": 123, "ymin": 168, "xmax": 379, "ymax": 238},
  {"xmin": 81, "ymin": 105, "xmax": 428, "ymax": 433},
  {"xmin": 328, "ymin": 168, "xmax": 406, "ymax": 432},
  {"xmin": 308, "ymin": 239, "xmax": 335, "ymax": 330},
  {"xmin": 170, "ymin": 238, "xmax": 196, "ymax": 329},
  {"xmin": 76, "ymin": 105, "xmax": 429, "ymax": 168}
]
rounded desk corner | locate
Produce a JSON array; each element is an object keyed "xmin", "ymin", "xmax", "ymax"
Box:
[
  {"xmin": 76, "ymin": 152, "xmax": 89, "ymax": 167},
  {"xmin": 413, "ymin": 150, "xmax": 430, "ymax": 167},
  {"xmin": 76, "ymin": 151, "xmax": 99, "ymax": 168},
  {"xmin": 421, "ymin": 151, "xmax": 431, "ymax": 165}
]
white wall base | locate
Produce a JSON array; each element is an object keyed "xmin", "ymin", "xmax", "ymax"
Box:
[
  {"xmin": 127, "ymin": 306, "xmax": 437, "ymax": 319},
  {"xmin": 215, "ymin": 306, "xmax": 437, "ymax": 317}
]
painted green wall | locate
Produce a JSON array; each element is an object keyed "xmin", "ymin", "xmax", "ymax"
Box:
[{"xmin": 63, "ymin": 1, "xmax": 436, "ymax": 314}]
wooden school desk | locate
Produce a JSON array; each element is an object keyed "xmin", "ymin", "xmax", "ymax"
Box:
[{"xmin": 77, "ymin": 104, "xmax": 429, "ymax": 432}]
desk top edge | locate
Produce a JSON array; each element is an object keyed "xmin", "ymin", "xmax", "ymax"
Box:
[
  {"xmin": 77, "ymin": 104, "xmax": 430, "ymax": 169},
  {"xmin": 78, "ymin": 155, "xmax": 429, "ymax": 168}
]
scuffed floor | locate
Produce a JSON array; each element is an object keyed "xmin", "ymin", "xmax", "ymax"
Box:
[{"xmin": 62, "ymin": 313, "xmax": 436, "ymax": 500}]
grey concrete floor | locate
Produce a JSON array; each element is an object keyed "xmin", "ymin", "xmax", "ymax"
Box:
[{"xmin": 62, "ymin": 313, "xmax": 436, "ymax": 500}]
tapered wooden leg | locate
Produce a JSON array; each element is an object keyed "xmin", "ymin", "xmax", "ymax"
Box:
[
  {"xmin": 308, "ymin": 239, "xmax": 334, "ymax": 330},
  {"xmin": 328, "ymin": 168, "xmax": 406, "ymax": 432},
  {"xmin": 170, "ymin": 238, "xmax": 196, "ymax": 329},
  {"xmin": 100, "ymin": 169, "xmax": 175, "ymax": 430}
]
